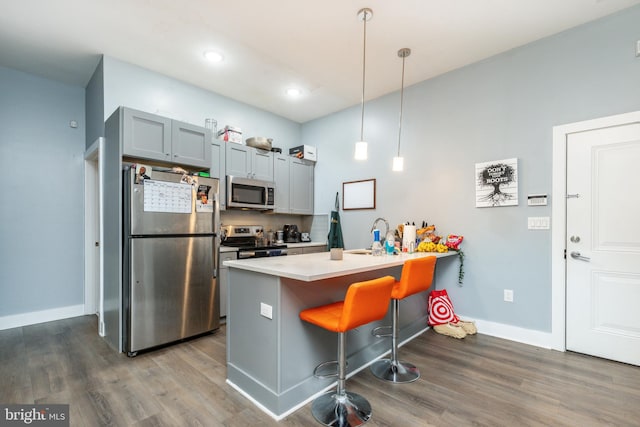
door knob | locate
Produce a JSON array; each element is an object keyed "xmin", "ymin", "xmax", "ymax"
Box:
[{"xmin": 570, "ymin": 251, "xmax": 590, "ymax": 261}]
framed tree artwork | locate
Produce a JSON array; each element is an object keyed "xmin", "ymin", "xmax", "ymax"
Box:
[{"xmin": 475, "ymin": 158, "xmax": 518, "ymax": 207}]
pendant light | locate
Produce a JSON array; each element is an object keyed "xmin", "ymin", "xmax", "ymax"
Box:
[
  {"xmin": 392, "ymin": 48, "xmax": 411, "ymax": 172},
  {"xmin": 354, "ymin": 8, "xmax": 372, "ymax": 161}
]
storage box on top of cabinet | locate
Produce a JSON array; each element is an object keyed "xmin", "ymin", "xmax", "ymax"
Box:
[
  {"xmin": 289, "ymin": 145, "xmax": 317, "ymax": 162},
  {"xmin": 217, "ymin": 126, "xmax": 243, "ymax": 144}
]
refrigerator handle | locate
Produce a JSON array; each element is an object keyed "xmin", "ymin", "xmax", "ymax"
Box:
[{"xmin": 212, "ymin": 181, "xmax": 221, "ymax": 280}]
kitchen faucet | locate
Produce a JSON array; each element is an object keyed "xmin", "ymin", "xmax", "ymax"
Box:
[{"xmin": 370, "ymin": 217, "xmax": 390, "ymax": 243}]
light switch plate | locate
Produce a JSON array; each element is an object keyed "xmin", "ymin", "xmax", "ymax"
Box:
[
  {"xmin": 528, "ymin": 217, "xmax": 550, "ymax": 230},
  {"xmin": 260, "ymin": 302, "xmax": 273, "ymax": 319}
]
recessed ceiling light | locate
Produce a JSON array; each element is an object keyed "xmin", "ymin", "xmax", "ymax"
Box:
[
  {"xmin": 203, "ymin": 50, "xmax": 224, "ymax": 63},
  {"xmin": 286, "ymin": 88, "xmax": 302, "ymax": 97}
]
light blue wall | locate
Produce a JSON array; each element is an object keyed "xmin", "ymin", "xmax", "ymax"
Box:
[
  {"xmin": 85, "ymin": 56, "xmax": 104, "ymax": 148},
  {"xmin": 302, "ymin": 6, "xmax": 640, "ymax": 332},
  {"xmin": 0, "ymin": 66, "xmax": 86, "ymax": 316},
  {"xmin": 101, "ymin": 56, "xmax": 302, "ymax": 149}
]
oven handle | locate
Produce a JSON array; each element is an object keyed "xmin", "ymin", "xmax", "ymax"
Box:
[{"xmin": 238, "ymin": 249, "xmax": 288, "ymax": 259}]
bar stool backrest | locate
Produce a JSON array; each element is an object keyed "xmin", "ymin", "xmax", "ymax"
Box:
[
  {"xmin": 392, "ymin": 256, "xmax": 437, "ymax": 300},
  {"xmin": 339, "ymin": 275, "xmax": 395, "ymax": 332}
]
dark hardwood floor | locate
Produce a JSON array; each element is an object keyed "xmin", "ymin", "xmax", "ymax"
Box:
[{"xmin": 1, "ymin": 315, "xmax": 639, "ymax": 426}]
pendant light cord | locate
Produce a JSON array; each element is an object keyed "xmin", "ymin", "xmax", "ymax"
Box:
[
  {"xmin": 360, "ymin": 10, "xmax": 368, "ymax": 141},
  {"xmin": 397, "ymin": 54, "xmax": 406, "ymax": 156}
]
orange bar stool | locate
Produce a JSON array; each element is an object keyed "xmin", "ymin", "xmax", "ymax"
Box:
[
  {"xmin": 370, "ymin": 256, "xmax": 436, "ymax": 383},
  {"xmin": 299, "ymin": 275, "xmax": 395, "ymax": 427}
]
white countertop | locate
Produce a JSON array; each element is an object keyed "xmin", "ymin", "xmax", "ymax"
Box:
[{"xmin": 223, "ymin": 250, "xmax": 457, "ymax": 281}]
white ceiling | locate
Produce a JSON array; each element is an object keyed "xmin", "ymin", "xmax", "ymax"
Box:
[{"xmin": 1, "ymin": 0, "xmax": 639, "ymax": 123}]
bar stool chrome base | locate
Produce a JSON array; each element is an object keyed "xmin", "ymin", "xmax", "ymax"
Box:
[
  {"xmin": 311, "ymin": 391, "xmax": 372, "ymax": 427},
  {"xmin": 370, "ymin": 358, "xmax": 420, "ymax": 383}
]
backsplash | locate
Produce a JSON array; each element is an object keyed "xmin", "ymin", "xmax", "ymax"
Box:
[{"xmin": 220, "ymin": 211, "xmax": 329, "ymax": 244}]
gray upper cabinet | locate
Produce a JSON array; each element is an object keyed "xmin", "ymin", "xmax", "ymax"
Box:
[
  {"xmin": 171, "ymin": 121, "xmax": 212, "ymax": 168},
  {"xmin": 122, "ymin": 108, "xmax": 172, "ymax": 161},
  {"xmin": 225, "ymin": 144, "xmax": 273, "ymax": 181},
  {"xmin": 290, "ymin": 158, "xmax": 314, "ymax": 215},
  {"xmin": 121, "ymin": 107, "xmax": 211, "ymax": 169},
  {"xmin": 273, "ymin": 154, "xmax": 290, "ymax": 213},
  {"xmin": 252, "ymin": 149, "xmax": 274, "ymax": 181}
]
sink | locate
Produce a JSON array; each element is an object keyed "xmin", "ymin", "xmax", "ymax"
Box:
[{"xmin": 344, "ymin": 249, "xmax": 371, "ymax": 255}]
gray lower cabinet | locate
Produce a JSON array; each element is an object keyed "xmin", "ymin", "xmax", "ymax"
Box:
[
  {"xmin": 120, "ymin": 107, "xmax": 211, "ymax": 169},
  {"xmin": 218, "ymin": 251, "xmax": 237, "ymax": 318},
  {"xmin": 302, "ymin": 245, "xmax": 326, "ymax": 254},
  {"xmin": 225, "ymin": 144, "xmax": 273, "ymax": 181},
  {"xmin": 287, "ymin": 246, "xmax": 326, "ymax": 255}
]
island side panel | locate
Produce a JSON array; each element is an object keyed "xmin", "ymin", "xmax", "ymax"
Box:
[
  {"xmin": 226, "ymin": 254, "xmax": 457, "ymax": 417},
  {"xmin": 227, "ymin": 268, "xmax": 281, "ymax": 409}
]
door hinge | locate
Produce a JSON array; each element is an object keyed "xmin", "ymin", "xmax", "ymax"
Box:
[{"xmin": 564, "ymin": 249, "xmax": 566, "ymax": 259}]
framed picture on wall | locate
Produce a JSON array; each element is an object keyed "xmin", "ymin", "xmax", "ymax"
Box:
[
  {"xmin": 475, "ymin": 158, "xmax": 518, "ymax": 207},
  {"xmin": 343, "ymin": 179, "xmax": 376, "ymax": 210}
]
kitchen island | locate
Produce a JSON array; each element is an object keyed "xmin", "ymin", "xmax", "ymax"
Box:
[{"xmin": 223, "ymin": 250, "xmax": 457, "ymax": 419}]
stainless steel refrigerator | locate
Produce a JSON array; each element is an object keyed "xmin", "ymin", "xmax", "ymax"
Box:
[{"xmin": 123, "ymin": 167, "xmax": 220, "ymax": 356}]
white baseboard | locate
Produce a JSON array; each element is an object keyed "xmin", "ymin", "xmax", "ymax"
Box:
[
  {"xmin": 0, "ymin": 304, "xmax": 85, "ymax": 331},
  {"xmin": 460, "ymin": 315, "xmax": 555, "ymax": 349}
]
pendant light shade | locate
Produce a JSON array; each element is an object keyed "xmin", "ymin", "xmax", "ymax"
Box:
[
  {"xmin": 393, "ymin": 47, "xmax": 411, "ymax": 171},
  {"xmin": 355, "ymin": 141, "xmax": 368, "ymax": 160},
  {"xmin": 392, "ymin": 156, "xmax": 404, "ymax": 171},
  {"xmin": 354, "ymin": 8, "xmax": 372, "ymax": 161}
]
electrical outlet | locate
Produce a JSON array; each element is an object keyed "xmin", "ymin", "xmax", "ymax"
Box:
[
  {"xmin": 504, "ymin": 289, "xmax": 514, "ymax": 302},
  {"xmin": 260, "ymin": 302, "xmax": 273, "ymax": 319}
]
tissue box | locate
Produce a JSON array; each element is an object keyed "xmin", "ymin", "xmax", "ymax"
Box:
[
  {"xmin": 289, "ymin": 145, "xmax": 317, "ymax": 162},
  {"xmin": 217, "ymin": 126, "xmax": 243, "ymax": 144}
]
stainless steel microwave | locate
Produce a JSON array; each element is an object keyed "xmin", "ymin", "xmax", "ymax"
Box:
[{"xmin": 227, "ymin": 175, "xmax": 275, "ymax": 210}]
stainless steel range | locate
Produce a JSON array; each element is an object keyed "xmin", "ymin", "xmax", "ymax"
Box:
[{"xmin": 221, "ymin": 225, "xmax": 288, "ymax": 259}]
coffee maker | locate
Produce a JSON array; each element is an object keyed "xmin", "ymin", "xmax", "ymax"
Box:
[{"xmin": 283, "ymin": 224, "xmax": 300, "ymax": 243}]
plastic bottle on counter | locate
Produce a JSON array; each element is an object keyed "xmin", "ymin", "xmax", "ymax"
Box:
[
  {"xmin": 371, "ymin": 229, "xmax": 383, "ymax": 256},
  {"xmin": 385, "ymin": 231, "xmax": 395, "ymax": 255}
]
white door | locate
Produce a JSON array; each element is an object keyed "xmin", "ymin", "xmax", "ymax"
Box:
[{"xmin": 566, "ymin": 122, "xmax": 640, "ymax": 366}]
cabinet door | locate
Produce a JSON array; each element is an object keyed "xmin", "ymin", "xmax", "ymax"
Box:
[
  {"xmin": 290, "ymin": 158, "xmax": 314, "ymax": 215},
  {"xmin": 122, "ymin": 108, "xmax": 171, "ymax": 162},
  {"xmin": 303, "ymin": 246, "xmax": 327, "ymax": 254},
  {"xmin": 273, "ymin": 154, "xmax": 290, "ymax": 213},
  {"xmin": 171, "ymin": 120, "xmax": 212, "ymax": 168},
  {"xmin": 211, "ymin": 141, "xmax": 226, "ymax": 210},
  {"xmin": 251, "ymin": 149, "xmax": 274, "ymax": 181},
  {"xmin": 226, "ymin": 144, "xmax": 252, "ymax": 178},
  {"xmin": 218, "ymin": 252, "xmax": 237, "ymax": 318}
]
